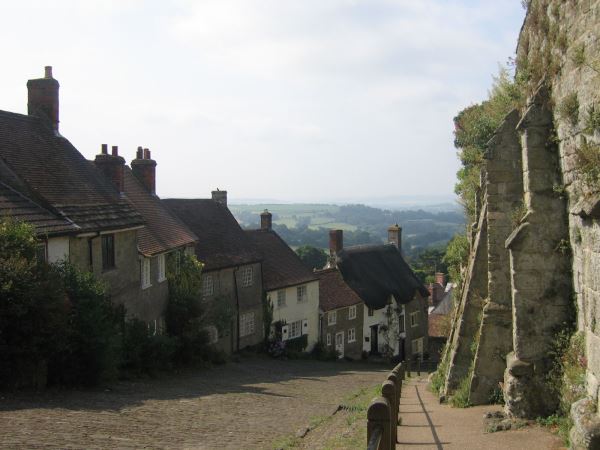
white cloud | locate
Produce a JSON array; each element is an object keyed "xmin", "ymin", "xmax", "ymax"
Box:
[{"xmin": 0, "ymin": 0, "xmax": 525, "ymax": 202}]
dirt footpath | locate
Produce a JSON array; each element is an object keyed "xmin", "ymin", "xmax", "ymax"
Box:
[
  {"xmin": 397, "ymin": 377, "xmax": 565, "ymax": 450},
  {"xmin": 0, "ymin": 356, "xmax": 387, "ymax": 449}
]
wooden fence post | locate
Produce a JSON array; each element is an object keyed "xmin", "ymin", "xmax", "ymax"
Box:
[
  {"xmin": 387, "ymin": 372, "xmax": 400, "ymax": 424},
  {"xmin": 367, "ymin": 397, "xmax": 391, "ymax": 450},
  {"xmin": 381, "ymin": 380, "xmax": 397, "ymax": 445}
]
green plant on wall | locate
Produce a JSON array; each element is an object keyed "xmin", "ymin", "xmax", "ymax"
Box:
[
  {"xmin": 576, "ymin": 137, "xmax": 600, "ymax": 190},
  {"xmin": 558, "ymin": 93, "xmax": 580, "ymax": 126}
]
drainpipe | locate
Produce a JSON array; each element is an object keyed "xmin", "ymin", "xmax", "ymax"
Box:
[{"xmin": 233, "ymin": 266, "xmax": 240, "ymax": 352}]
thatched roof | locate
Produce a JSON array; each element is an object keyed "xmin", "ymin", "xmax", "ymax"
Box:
[{"xmin": 337, "ymin": 244, "xmax": 429, "ymax": 310}]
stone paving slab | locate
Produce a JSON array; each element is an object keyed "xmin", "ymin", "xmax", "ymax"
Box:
[
  {"xmin": 398, "ymin": 378, "xmax": 565, "ymax": 450},
  {"xmin": 0, "ymin": 356, "xmax": 388, "ymax": 449}
]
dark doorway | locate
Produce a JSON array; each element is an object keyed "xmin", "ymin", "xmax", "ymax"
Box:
[{"xmin": 370, "ymin": 325, "xmax": 379, "ymax": 354}]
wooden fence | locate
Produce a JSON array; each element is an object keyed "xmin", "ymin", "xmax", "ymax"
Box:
[{"xmin": 366, "ymin": 362, "xmax": 405, "ymax": 450}]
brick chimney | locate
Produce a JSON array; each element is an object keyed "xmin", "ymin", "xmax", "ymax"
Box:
[
  {"xmin": 435, "ymin": 272, "xmax": 446, "ymax": 286},
  {"xmin": 27, "ymin": 66, "xmax": 59, "ymax": 133},
  {"xmin": 212, "ymin": 189, "xmax": 227, "ymax": 206},
  {"xmin": 325, "ymin": 229, "xmax": 342, "ymax": 267},
  {"xmin": 94, "ymin": 144, "xmax": 125, "ymax": 194},
  {"xmin": 388, "ymin": 224, "xmax": 402, "ymax": 251},
  {"xmin": 131, "ymin": 146, "xmax": 157, "ymax": 194},
  {"xmin": 261, "ymin": 209, "xmax": 272, "ymax": 230}
]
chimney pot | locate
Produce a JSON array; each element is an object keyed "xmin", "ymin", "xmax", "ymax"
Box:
[
  {"xmin": 111, "ymin": 145, "xmax": 119, "ymax": 156},
  {"xmin": 131, "ymin": 147, "xmax": 157, "ymax": 194},
  {"xmin": 45, "ymin": 66, "xmax": 53, "ymax": 78},
  {"xmin": 212, "ymin": 189, "xmax": 228, "ymax": 206},
  {"xmin": 388, "ymin": 224, "xmax": 402, "ymax": 251},
  {"xmin": 435, "ymin": 272, "xmax": 445, "ymax": 286},
  {"xmin": 101, "ymin": 144, "xmax": 108, "ymax": 155},
  {"xmin": 260, "ymin": 209, "xmax": 273, "ymax": 230}
]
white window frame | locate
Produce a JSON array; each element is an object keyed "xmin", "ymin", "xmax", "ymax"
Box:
[
  {"xmin": 296, "ymin": 285, "xmax": 307, "ymax": 303},
  {"xmin": 241, "ymin": 266, "xmax": 254, "ymax": 287},
  {"xmin": 328, "ymin": 310, "xmax": 337, "ymax": 326},
  {"xmin": 348, "ymin": 328, "xmax": 356, "ymax": 343},
  {"xmin": 240, "ymin": 312, "xmax": 255, "ymax": 337},
  {"xmin": 141, "ymin": 257, "xmax": 151, "ymax": 289},
  {"xmin": 277, "ymin": 289, "xmax": 286, "ymax": 307},
  {"xmin": 157, "ymin": 254, "xmax": 166, "ymax": 282},
  {"xmin": 202, "ymin": 274, "xmax": 214, "ymax": 297},
  {"xmin": 326, "ymin": 333, "xmax": 332, "ymax": 346},
  {"xmin": 410, "ymin": 311, "xmax": 419, "ymax": 328},
  {"xmin": 348, "ymin": 305, "xmax": 357, "ymax": 320},
  {"xmin": 289, "ymin": 320, "xmax": 302, "ymax": 339},
  {"xmin": 411, "ymin": 337, "xmax": 424, "ymax": 356}
]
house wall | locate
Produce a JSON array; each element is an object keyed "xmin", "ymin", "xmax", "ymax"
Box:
[
  {"xmin": 322, "ymin": 303, "xmax": 363, "ymax": 360},
  {"xmin": 362, "ymin": 294, "xmax": 428, "ymax": 361},
  {"xmin": 69, "ymin": 230, "xmax": 158, "ymax": 321},
  {"xmin": 201, "ymin": 262, "xmax": 264, "ymax": 353},
  {"xmin": 269, "ymin": 280, "xmax": 319, "ymax": 351},
  {"xmin": 47, "ymin": 236, "xmax": 69, "ymax": 262}
]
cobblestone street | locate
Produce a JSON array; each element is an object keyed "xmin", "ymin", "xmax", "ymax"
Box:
[{"xmin": 0, "ymin": 356, "xmax": 388, "ymax": 449}]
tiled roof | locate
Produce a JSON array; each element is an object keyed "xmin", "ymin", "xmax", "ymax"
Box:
[
  {"xmin": 123, "ymin": 169, "xmax": 197, "ymax": 256},
  {"xmin": 246, "ymin": 228, "xmax": 317, "ymax": 291},
  {"xmin": 162, "ymin": 198, "xmax": 261, "ymax": 271},
  {"xmin": 0, "ymin": 110, "xmax": 143, "ymax": 233},
  {"xmin": 0, "ymin": 181, "xmax": 77, "ymax": 235},
  {"xmin": 315, "ymin": 268, "xmax": 363, "ymax": 312},
  {"xmin": 428, "ymin": 313, "xmax": 450, "ymax": 338},
  {"xmin": 337, "ymin": 244, "xmax": 430, "ymax": 310}
]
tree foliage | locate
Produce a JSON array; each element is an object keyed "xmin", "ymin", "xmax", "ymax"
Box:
[
  {"xmin": 454, "ymin": 67, "xmax": 524, "ymax": 222},
  {"xmin": 295, "ymin": 245, "xmax": 328, "ymax": 270}
]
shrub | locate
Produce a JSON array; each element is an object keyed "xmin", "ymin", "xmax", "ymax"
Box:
[
  {"xmin": 121, "ymin": 319, "xmax": 178, "ymax": 376},
  {"xmin": 0, "ymin": 219, "xmax": 67, "ymax": 388},
  {"xmin": 48, "ymin": 262, "xmax": 123, "ymax": 386},
  {"xmin": 449, "ymin": 375, "xmax": 472, "ymax": 408}
]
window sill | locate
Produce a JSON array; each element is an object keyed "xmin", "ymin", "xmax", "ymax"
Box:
[
  {"xmin": 348, "ymin": 339, "xmax": 356, "ymax": 343},
  {"xmin": 158, "ymin": 277, "xmax": 167, "ymax": 283},
  {"xmin": 141, "ymin": 284, "xmax": 152, "ymax": 290}
]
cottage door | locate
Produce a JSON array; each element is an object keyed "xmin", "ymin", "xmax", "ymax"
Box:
[
  {"xmin": 335, "ymin": 331, "xmax": 344, "ymax": 358},
  {"xmin": 370, "ymin": 325, "xmax": 379, "ymax": 354}
]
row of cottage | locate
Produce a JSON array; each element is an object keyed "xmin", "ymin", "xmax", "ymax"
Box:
[{"xmin": 0, "ymin": 67, "xmax": 429, "ymax": 361}]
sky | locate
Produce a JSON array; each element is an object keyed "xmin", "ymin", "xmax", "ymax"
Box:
[{"xmin": 0, "ymin": 0, "xmax": 525, "ymax": 204}]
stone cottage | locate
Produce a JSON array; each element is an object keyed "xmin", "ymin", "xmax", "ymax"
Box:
[
  {"xmin": 246, "ymin": 210, "xmax": 320, "ymax": 351},
  {"xmin": 330, "ymin": 227, "xmax": 430, "ymax": 362},
  {"xmin": 0, "ymin": 67, "xmax": 153, "ymax": 318},
  {"xmin": 315, "ymin": 265, "xmax": 365, "ymax": 359},
  {"xmin": 163, "ymin": 192, "xmax": 264, "ymax": 353}
]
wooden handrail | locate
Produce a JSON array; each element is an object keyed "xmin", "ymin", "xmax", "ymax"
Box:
[{"xmin": 367, "ymin": 397, "xmax": 391, "ymax": 450}]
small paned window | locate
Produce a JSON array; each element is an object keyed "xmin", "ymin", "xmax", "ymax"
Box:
[
  {"xmin": 328, "ymin": 310, "xmax": 337, "ymax": 326},
  {"xmin": 348, "ymin": 305, "xmax": 357, "ymax": 320},
  {"xmin": 240, "ymin": 312, "xmax": 255, "ymax": 337},
  {"xmin": 410, "ymin": 311, "xmax": 419, "ymax": 328},
  {"xmin": 290, "ymin": 320, "xmax": 302, "ymax": 339},
  {"xmin": 411, "ymin": 337, "xmax": 424, "ymax": 356},
  {"xmin": 157, "ymin": 254, "xmax": 166, "ymax": 282},
  {"xmin": 202, "ymin": 274, "xmax": 214, "ymax": 297},
  {"xmin": 277, "ymin": 290, "xmax": 286, "ymax": 307},
  {"xmin": 348, "ymin": 328, "xmax": 356, "ymax": 343},
  {"xmin": 326, "ymin": 333, "xmax": 332, "ymax": 346},
  {"xmin": 368, "ymin": 308, "xmax": 374, "ymax": 317},
  {"xmin": 101, "ymin": 234, "xmax": 115, "ymax": 270},
  {"xmin": 399, "ymin": 314, "xmax": 406, "ymax": 333},
  {"xmin": 141, "ymin": 258, "xmax": 151, "ymax": 289},
  {"xmin": 297, "ymin": 285, "xmax": 307, "ymax": 302},
  {"xmin": 241, "ymin": 266, "xmax": 253, "ymax": 287}
]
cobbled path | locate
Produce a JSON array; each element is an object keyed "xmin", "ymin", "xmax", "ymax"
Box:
[{"xmin": 0, "ymin": 356, "xmax": 388, "ymax": 449}]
